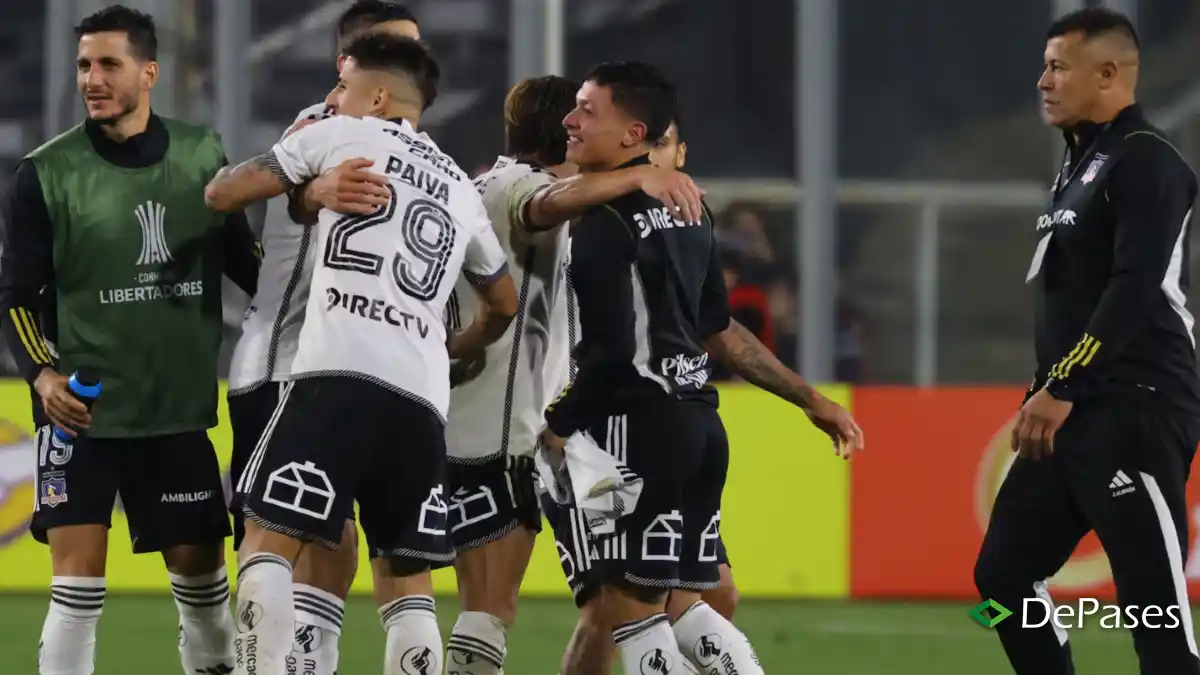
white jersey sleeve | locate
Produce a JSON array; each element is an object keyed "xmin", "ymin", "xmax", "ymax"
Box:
[
  {"xmin": 445, "ymin": 157, "xmax": 573, "ymax": 462},
  {"xmin": 505, "ymin": 169, "xmax": 553, "ymax": 231},
  {"xmin": 269, "ymin": 116, "xmax": 347, "ymax": 186},
  {"xmin": 227, "ymin": 102, "xmax": 331, "ymax": 395}
]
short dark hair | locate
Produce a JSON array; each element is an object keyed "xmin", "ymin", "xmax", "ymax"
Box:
[
  {"xmin": 670, "ymin": 112, "xmax": 685, "ymax": 142},
  {"xmin": 1047, "ymin": 7, "xmax": 1139, "ymax": 50},
  {"xmin": 75, "ymin": 5, "xmax": 157, "ymax": 61},
  {"xmin": 338, "ymin": 1, "xmax": 418, "ymax": 39},
  {"xmin": 342, "ymin": 33, "xmax": 439, "ymax": 110},
  {"xmin": 505, "ymin": 76, "xmax": 579, "ymax": 166},
  {"xmin": 584, "ymin": 61, "xmax": 677, "ymax": 144}
]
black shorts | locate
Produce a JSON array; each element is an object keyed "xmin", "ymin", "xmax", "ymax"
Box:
[
  {"xmin": 31, "ymin": 426, "xmax": 231, "ymax": 553},
  {"xmin": 447, "ymin": 454, "xmax": 542, "ymax": 552},
  {"xmin": 543, "ymin": 399, "xmax": 729, "ymax": 603},
  {"xmin": 541, "ymin": 496, "xmax": 732, "ymax": 608},
  {"xmin": 228, "ymin": 383, "xmax": 282, "ymax": 550},
  {"xmin": 236, "ymin": 376, "xmax": 453, "ymax": 573}
]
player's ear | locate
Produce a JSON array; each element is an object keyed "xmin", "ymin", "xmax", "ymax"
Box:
[
  {"xmin": 1097, "ymin": 60, "xmax": 1118, "ymax": 90},
  {"xmin": 623, "ymin": 121, "xmax": 648, "ymax": 149},
  {"xmin": 336, "ymin": 53, "xmax": 348, "ymax": 74},
  {"xmin": 140, "ymin": 60, "xmax": 159, "ymax": 90},
  {"xmin": 676, "ymin": 142, "xmax": 688, "ymax": 170},
  {"xmin": 371, "ymin": 87, "xmax": 387, "ymax": 114}
]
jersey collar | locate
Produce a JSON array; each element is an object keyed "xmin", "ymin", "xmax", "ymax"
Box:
[
  {"xmin": 84, "ymin": 112, "xmax": 169, "ymax": 168},
  {"xmin": 1063, "ymin": 103, "xmax": 1142, "ymax": 152}
]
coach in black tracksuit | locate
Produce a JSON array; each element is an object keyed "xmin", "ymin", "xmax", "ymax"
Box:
[{"xmin": 975, "ymin": 9, "xmax": 1200, "ymax": 675}]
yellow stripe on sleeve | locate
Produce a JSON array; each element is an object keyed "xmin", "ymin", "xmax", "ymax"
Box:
[
  {"xmin": 1050, "ymin": 334, "xmax": 1101, "ymax": 380},
  {"xmin": 17, "ymin": 308, "xmax": 53, "ymax": 364},
  {"xmin": 8, "ymin": 307, "xmax": 49, "ymax": 365}
]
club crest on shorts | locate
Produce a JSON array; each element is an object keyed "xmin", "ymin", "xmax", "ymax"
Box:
[
  {"xmin": 639, "ymin": 647, "xmax": 673, "ymax": 675},
  {"xmin": 39, "ymin": 472, "xmax": 68, "ymax": 508},
  {"xmin": 1081, "ymin": 153, "xmax": 1109, "ymax": 184},
  {"xmin": 400, "ymin": 646, "xmax": 438, "ymax": 675}
]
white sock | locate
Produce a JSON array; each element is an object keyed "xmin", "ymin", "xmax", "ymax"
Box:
[
  {"xmin": 291, "ymin": 584, "xmax": 344, "ymax": 675},
  {"xmin": 672, "ymin": 601, "xmax": 764, "ymax": 675},
  {"xmin": 613, "ymin": 613, "xmax": 689, "ymax": 674},
  {"xmin": 40, "ymin": 576, "xmax": 105, "ymax": 675},
  {"xmin": 379, "ymin": 595, "xmax": 441, "ymax": 675},
  {"xmin": 446, "ymin": 611, "xmax": 507, "ymax": 674},
  {"xmin": 233, "ymin": 553, "xmax": 294, "ymax": 675},
  {"xmin": 171, "ymin": 568, "xmax": 236, "ymax": 675}
]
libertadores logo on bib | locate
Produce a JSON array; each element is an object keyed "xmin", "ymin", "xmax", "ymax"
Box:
[{"xmin": 134, "ymin": 200, "xmax": 173, "ymax": 265}]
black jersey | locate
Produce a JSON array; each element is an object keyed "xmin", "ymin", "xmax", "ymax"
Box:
[
  {"xmin": 543, "ymin": 155, "xmax": 730, "ymax": 437},
  {"xmin": 1029, "ymin": 104, "xmax": 1200, "ymax": 411}
]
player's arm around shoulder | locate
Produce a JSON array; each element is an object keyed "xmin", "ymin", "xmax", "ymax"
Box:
[
  {"xmin": 524, "ymin": 163, "xmax": 704, "ymax": 231},
  {"xmin": 204, "ymin": 116, "xmax": 346, "ymax": 212}
]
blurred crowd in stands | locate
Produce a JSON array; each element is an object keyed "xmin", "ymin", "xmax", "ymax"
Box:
[{"xmin": 705, "ymin": 201, "xmax": 866, "ymax": 384}]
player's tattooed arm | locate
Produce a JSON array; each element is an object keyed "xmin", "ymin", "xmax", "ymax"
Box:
[
  {"xmin": 204, "ymin": 151, "xmax": 298, "ymax": 212},
  {"xmin": 707, "ymin": 320, "xmax": 866, "ymax": 455},
  {"xmin": 705, "ymin": 319, "xmax": 818, "ymax": 409}
]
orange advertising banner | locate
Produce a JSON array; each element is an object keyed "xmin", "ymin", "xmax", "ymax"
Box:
[{"xmin": 850, "ymin": 386, "xmax": 1200, "ymax": 601}]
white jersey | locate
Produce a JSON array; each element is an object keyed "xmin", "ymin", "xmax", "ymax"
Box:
[
  {"xmin": 445, "ymin": 156, "xmax": 574, "ymax": 461},
  {"xmin": 270, "ymin": 116, "xmax": 507, "ymax": 420},
  {"xmin": 227, "ymin": 102, "xmax": 332, "ymax": 395}
]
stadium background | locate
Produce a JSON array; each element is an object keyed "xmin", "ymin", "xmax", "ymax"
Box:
[{"xmin": 1, "ymin": 0, "xmax": 1200, "ymax": 672}]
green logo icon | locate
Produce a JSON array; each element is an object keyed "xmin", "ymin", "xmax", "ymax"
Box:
[{"xmin": 969, "ymin": 599, "xmax": 1013, "ymax": 628}]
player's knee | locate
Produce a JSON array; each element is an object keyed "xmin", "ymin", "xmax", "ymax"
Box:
[
  {"xmin": 454, "ymin": 547, "xmax": 525, "ymax": 625},
  {"xmin": 370, "ymin": 556, "xmax": 434, "ymax": 607},
  {"xmin": 162, "ymin": 542, "xmax": 225, "ymax": 577},
  {"xmin": 704, "ymin": 573, "xmax": 740, "ymax": 620},
  {"xmin": 47, "ymin": 525, "xmax": 108, "ymax": 577},
  {"xmin": 337, "ymin": 518, "xmax": 359, "ymax": 594},
  {"xmin": 608, "ymin": 579, "xmax": 669, "ymax": 606},
  {"xmin": 565, "ymin": 600, "xmax": 617, "ymax": 675},
  {"xmin": 973, "ymin": 547, "xmax": 1007, "ymax": 598},
  {"xmin": 575, "ymin": 607, "xmax": 610, "ymax": 650}
]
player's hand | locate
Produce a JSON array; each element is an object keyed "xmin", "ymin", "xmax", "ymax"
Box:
[
  {"xmin": 539, "ymin": 427, "xmax": 568, "ymax": 456},
  {"xmin": 803, "ymin": 392, "xmax": 864, "ymax": 459},
  {"xmin": 308, "ymin": 158, "xmax": 391, "ymax": 216},
  {"xmin": 33, "ymin": 369, "xmax": 91, "ymax": 437},
  {"xmin": 637, "ymin": 167, "xmax": 704, "ymax": 224},
  {"xmin": 448, "ymin": 355, "xmax": 486, "ymax": 388},
  {"xmin": 1011, "ymin": 388, "xmax": 1072, "ymax": 460}
]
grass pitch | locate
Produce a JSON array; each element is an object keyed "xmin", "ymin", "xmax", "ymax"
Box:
[{"xmin": 0, "ymin": 595, "xmax": 1154, "ymax": 673}]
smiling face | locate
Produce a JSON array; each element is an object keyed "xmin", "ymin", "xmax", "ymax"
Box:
[
  {"xmin": 77, "ymin": 31, "xmax": 156, "ymax": 124},
  {"xmin": 562, "ymin": 80, "xmax": 647, "ymax": 171}
]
